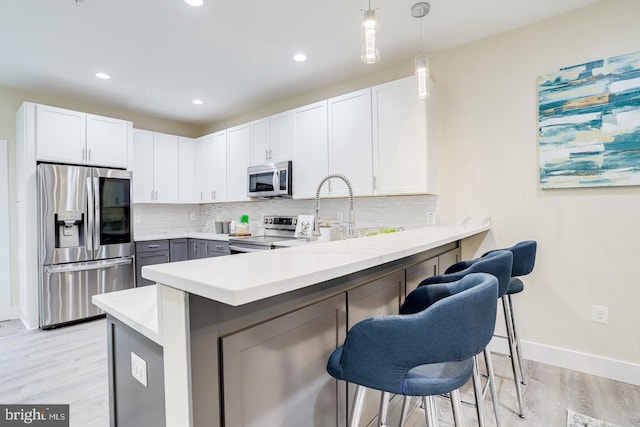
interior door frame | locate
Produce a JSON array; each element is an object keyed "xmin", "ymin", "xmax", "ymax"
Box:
[{"xmin": 1, "ymin": 139, "xmax": 19, "ymax": 321}]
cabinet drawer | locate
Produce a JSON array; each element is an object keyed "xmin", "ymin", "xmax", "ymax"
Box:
[
  {"xmin": 136, "ymin": 240, "xmax": 170, "ymax": 253},
  {"xmin": 208, "ymin": 240, "xmax": 230, "ymax": 255}
]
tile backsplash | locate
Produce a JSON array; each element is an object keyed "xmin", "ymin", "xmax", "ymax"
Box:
[{"xmin": 134, "ymin": 195, "xmax": 438, "ymax": 236}]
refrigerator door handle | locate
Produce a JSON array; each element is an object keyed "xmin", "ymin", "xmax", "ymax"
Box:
[
  {"xmin": 92, "ymin": 175, "xmax": 100, "ymax": 253},
  {"xmin": 44, "ymin": 258, "xmax": 133, "ymax": 274},
  {"xmin": 86, "ymin": 176, "xmax": 95, "ymax": 256}
]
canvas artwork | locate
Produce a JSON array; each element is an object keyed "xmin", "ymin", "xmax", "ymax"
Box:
[{"xmin": 538, "ymin": 51, "xmax": 640, "ymax": 188}]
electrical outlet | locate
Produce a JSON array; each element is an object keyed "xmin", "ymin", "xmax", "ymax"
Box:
[
  {"xmin": 131, "ymin": 352, "xmax": 148, "ymax": 387},
  {"xmin": 190, "ymin": 212, "xmax": 196, "ymax": 221},
  {"xmin": 134, "ymin": 213, "xmax": 142, "ymax": 223},
  {"xmin": 592, "ymin": 305, "xmax": 608, "ymax": 324},
  {"xmin": 427, "ymin": 211, "xmax": 436, "ymax": 225}
]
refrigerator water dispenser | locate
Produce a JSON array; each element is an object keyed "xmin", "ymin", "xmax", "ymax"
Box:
[{"xmin": 55, "ymin": 210, "xmax": 84, "ymax": 248}]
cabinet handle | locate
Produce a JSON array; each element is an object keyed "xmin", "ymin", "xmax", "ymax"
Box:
[
  {"xmin": 433, "ymin": 264, "xmax": 437, "ymax": 276},
  {"xmin": 215, "ymin": 245, "xmax": 223, "ymax": 249},
  {"xmin": 154, "ymin": 190, "xmax": 158, "ymax": 200},
  {"xmin": 265, "ymin": 149, "xmax": 269, "ymax": 160},
  {"xmin": 82, "ymin": 147, "xmax": 86, "ymax": 162},
  {"xmin": 373, "ymin": 175, "xmax": 377, "ymax": 190},
  {"xmin": 193, "ymin": 242, "xmax": 197, "ymax": 252},
  {"xmin": 212, "ymin": 190, "xmax": 215, "ymax": 199},
  {"xmin": 148, "ymin": 244, "xmax": 160, "ymax": 248},
  {"xmin": 269, "ymin": 148, "xmax": 272, "ymax": 160},
  {"xmin": 88, "ymin": 148, "xmax": 92, "ymax": 161},
  {"xmin": 200, "ymin": 191, "xmax": 204, "ymax": 200},
  {"xmin": 150, "ymin": 190, "xmax": 154, "ymax": 201}
]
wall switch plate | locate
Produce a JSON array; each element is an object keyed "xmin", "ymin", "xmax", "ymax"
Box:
[
  {"xmin": 190, "ymin": 212, "xmax": 196, "ymax": 221},
  {"xmin": 134, "ymin": 213, "xmax": 142, "ymax": 223},
  {"xmin": 592, "ymin": 305, "xmax": 608, "ymax": 324},
  {"xmin": 427, "ymin": 211, "xmax": 436, "ymax": 225},
  {"xmin": 131, "ymin": 352, "xmax": 148, "ymax": 387}
]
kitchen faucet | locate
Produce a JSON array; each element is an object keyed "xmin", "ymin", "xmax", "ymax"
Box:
[{"xmin": 314, "ymin": 173, "xmax": 355, "ymax": 239}]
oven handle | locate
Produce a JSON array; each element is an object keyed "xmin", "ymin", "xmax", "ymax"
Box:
[{"xmin": 228, "ymin": 244, "xmax": 269, "ymax": 253}]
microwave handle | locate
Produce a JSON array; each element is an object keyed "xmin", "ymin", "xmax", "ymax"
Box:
[{"xmin": 273, "ymin": 170, "xmax": 280, "ymax": 191}]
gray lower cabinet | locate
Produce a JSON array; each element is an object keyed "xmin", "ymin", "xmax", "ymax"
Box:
[
  {"xmin": 438, "ymin": 246, "xmax": 461, "ymax": 273},
  {"xmin": 346, "ymin": 270, "xmax": 404, "ymax": 426},
  {"xmin": 135, "ymin": 240, "xmax": 170, "ymax": 287},
  {"xmin": 107, "ymin": 316, "xmax": 165, "ymax": 427},
  {"xmin": 405, "ymin": 256, "xmax": 438, "ymax": 297},
  {"xmin": 170, "ymin": 238, "xmax": 189, "ymax": 262},
  {"xmin": 187, "ymin": 238, "xmax": 209, "ymax": 260},
  {"xmin": 208, "ymin": 240, "xmax": 230, "ymax": 257},
  {"xmin": 221, "ymin": 293, "xmax": 347, "ymax": 427}
]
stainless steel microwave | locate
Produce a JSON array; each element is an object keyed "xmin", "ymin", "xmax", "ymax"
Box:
[{"xmin": 247, "ymin": 160, "xmax": 292, "ymax": 198}]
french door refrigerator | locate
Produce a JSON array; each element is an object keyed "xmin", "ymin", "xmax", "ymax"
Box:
[{"xmin": 37, "ymin": 163, "xmax": 134, "ymax": 328}]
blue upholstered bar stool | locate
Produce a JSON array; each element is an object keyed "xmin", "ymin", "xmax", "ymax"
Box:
[
  {"xmin": 403, "ymin": 250, "xmax": 513, "ymax": 427},
  {"xmin": 481, "ymin": 240, "xmax": 537, "ymax": 418},
  {"xmin": 327, "ymin": 273, "xmax": 499, "ymax": 427}
]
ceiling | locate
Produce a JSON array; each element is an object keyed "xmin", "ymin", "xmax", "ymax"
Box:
[{"xmin": 0, "ymin": 0, "xmax": 600, "ymax": 127}]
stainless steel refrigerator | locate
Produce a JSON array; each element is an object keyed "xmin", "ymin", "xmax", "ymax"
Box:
[{"xmin": 37, "ymin": 163, "xmax": 135, "ymax": 328}]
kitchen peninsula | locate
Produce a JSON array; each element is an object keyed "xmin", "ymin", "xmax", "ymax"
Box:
[{"xmin": 93, "ymin": 218, "xmax": 490, "ymax": 427}]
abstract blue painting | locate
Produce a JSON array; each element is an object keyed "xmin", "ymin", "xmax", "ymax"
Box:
[{"xmin": 538, "ymin": 51, "xmax": 640, "ymax": 188}]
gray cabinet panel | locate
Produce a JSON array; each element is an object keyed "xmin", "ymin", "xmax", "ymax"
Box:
[
  {"xmin": 169, "ymin": 238, "xmax": 189, "ymax": 262},
  {"xmin": 208, "ymin": 240, "xmax": 230, "ymax": 257},
  {"xmin": 221, "ymin": 294, "xmax": 347, "ymax": 427},
  {"xmin": 346, "ymin": 270, "xmax": 404, "ymax": 426},
  {"xmin": 107, "ymin": 316, "xmax": 165, "ymax": 427},
  {"xmin": 135, "ymin": 240, "xmax": 169, "ymax": 287},
  {"xmin": 405, "ymin": 257, "xmax": 438, "ymax": 297},
  {"xmin": 187, "ymin": 238, "xmax": 209, "ymax": 260},
  {"xmin": 438, "ymin": 247, "xmax": 461, "ymax": 274}
]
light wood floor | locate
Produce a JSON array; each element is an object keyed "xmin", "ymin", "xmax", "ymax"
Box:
[{"xmin": 1, "ymin": 318, "xmax": 639, "ymax": 427}]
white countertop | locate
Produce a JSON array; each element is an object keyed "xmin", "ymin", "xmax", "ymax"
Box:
[
  {"xmin": 135, "ymin": 232, "xmax": 230, "ymax": 242},
  {"xmin": 142, "ymin": 217, "xmax": 491, "ymax": 307},
  {"xmin": 92, "ymin": 285, "xmax": 162, "ymax": 345}
]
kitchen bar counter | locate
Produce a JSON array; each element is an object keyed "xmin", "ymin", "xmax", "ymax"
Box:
[
  {"xmin": 142, "ymin": 217, "xmax": 491, "ymax": 306},
  {"xmin": 96, "ymin": 217, "xmax": 491, "ymax": 427}
]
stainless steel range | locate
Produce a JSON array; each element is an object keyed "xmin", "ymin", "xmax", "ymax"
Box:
[{"xmin": 228, "ymin": 215, "xmax": 298, "ymax": 254}]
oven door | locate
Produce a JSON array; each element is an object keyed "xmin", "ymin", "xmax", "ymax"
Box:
[{"xmin": 229, "ymin": 244, "xmax": 271, "ymax": 254}]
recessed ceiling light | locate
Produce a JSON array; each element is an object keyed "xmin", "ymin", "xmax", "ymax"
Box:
[
  {"xmin": 185, "ymin": 0, "xmax": 203, "ymax": 6},
  {"xmin": 95, "ymin": 72, "xmax": 111, "ymax": 80},
  {"xmin": 293, "ymin": 53, "xmax": 307, "ymax": 62},
  {"xmin": 192, "ymin": 99, "xmax": 204, "ymax": 105}
]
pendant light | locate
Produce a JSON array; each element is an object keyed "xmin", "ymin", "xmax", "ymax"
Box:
[
  {"xmin": 361, "ymin": 0, "xmax": 380, "ymax": 64},
  {"xmin": 412, "ymin": 2, "xmax": 430, "ymax": 99}
]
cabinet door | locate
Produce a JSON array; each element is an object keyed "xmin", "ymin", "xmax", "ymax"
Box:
[
  {"xmin": 347, "ymin": 271, "xmax": 404, "ymax": 426},
  {"xmin": 194, "ymin": 135, "xmax": 214, "ymax": 203},
  {"xmin": 227, "ymin": 124, "xmax": 251, "ymax": 202},
  {"xmin": 178, "ymin": 137, "xmax": 196, "ymax": 203},
  {"xmin": 136, "ymin": 250, "xmax": 169, "ymax": 287},
  {"xmin": 86, "ymin": 114, "xmax": 129, "ymax": 169},
  {"xmin": 372, "ymin": 76, "xmax": 430, "ymax": 195},
  {"xmin": 269, "ymin": 111, "xmax": 292, "ymax": 163},
  {"xmin": 292, "ymin": 101, "xmax": 329, "ymax": 199},
  {"xmin": 405, "ymin": 257, "xmax": 438, "ymax": 297},
  {"xmin": 222, "ymin": 294, "xmax": 346, "ymax": 427},
  {"xmin": 250, "ymin": 118, "xmax": 270, "ymax": 165},
  {"xmin": 169, "ymin": 239, "xmax": 189, "ymax": 262},
  {"xmin": 438, "ymin": 247, "xmax": 460, "ymax": 274},
  {"xmin": 187, "ymin": 238, "xmax": 208, "ymax": 260},
  {"xmin": 152, "ymin": 133, "xmax": 179, "ymax": 203},
  {"xmin": 328, "ymin": 89, "xmax": 373, "ymax": 197},
  {"xmin": 132, "ymin": 129, "xmax": 155, "ymax": 203},
  {"xmin": 212, "ymin": 131, "xmax": 228, "ymax": 202},
  {"xmin": 35, "ymin": 104, "xmax": 85, "ymax": 164}
]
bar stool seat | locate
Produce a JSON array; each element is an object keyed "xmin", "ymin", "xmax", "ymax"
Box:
[
  {"xmin": 327, "ymin": 273, "xmax": 499, "ymax": 427},
  {"xmin": 507, "ymin": 278, "xmax": 524, "ymax": 294}
]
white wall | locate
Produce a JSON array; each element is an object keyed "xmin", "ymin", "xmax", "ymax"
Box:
[
  {"xmin": 0, "ymin": 140, "xmax": 18, "ymax": 320},
  {"xmin": 433, "ymin": 0, "xmax": 640, "ymax": 375}
]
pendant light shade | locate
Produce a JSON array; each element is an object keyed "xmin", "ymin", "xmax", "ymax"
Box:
[
  {"xmin": 415, "ymin": 53, "xmax": 429, "ymax": 99},
  {"xmin": 361, "ymin": 4, "xmax": 380, "ymax": 64},
  {"xmin": 412, "ymin": 2, "xmax": 430, "ymax": 98}
]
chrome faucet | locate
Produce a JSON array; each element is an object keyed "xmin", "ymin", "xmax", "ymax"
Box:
[{"xmin": 314, "ymin": 174, "xmax": 355, "ymax": 239}]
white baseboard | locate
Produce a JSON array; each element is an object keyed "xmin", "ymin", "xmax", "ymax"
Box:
[{"xmin": 488, "ymin": 335, "xmax": 640, "ymax": 387}]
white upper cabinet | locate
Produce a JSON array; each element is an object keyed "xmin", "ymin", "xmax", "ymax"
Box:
[
  {"xmin": 35, "ymin": 104, "xmax": 130, "ymax": 168},
  {"xmin": 132, "ymin": 129, "xmax": 179, "ymax": 203},
  {"xmin": 195, "ymin": 131, "xmax": 228, "ymax": 203},
  {"xmin": 86, "ymin": 114, "xmax": 129, "ymax": 168},
  {"xmin": 178, "ymin": 137, "xmax": 196, "ymax": 203},
  {"xmin": 371, "ymin": 76, "xmax": 436, "ymax": 195},
  {"xmin": 292, "ymin": 101, "xmax": 329, "ymax": 199},
  {"xmin": 328, "ymin": 89, "xmax": 373, "ymax": 197},
  {"xmin": 250, "ymin": 111, "xmax": 292, "ymax": 165},
  {"xmin": 227, "ymin": 124, "xmax": 251, "ymax": 201},
  {"xmin": 212, "ymin": 131, "xmax": 228, "ymax": 202}
]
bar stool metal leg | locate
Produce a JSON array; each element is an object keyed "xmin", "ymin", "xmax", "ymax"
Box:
[
  {"xmin": 399, "ymin": 396, "xmax": 411, "ymax": 427},
  {"xmin": 484, "ymin": 348, "xmax": 502, "ymax": 427},
  {"xmin": 502, "ymin": 296, "xmax": 525, "ymax": 418},
  {"xmin": 378, "ymin": 391, "xmax": 390, "ymax": 427},
  {"xmin": 472, "ymin": 356, "xmax": 487, "ymax": 427},
  {"xmin": 508, "ymin": 294, "xmax": 527, "ymax": 385},
  {"xmin": 349, "ymin": 385, "xmax": 367, "ymax": 427},
  {"xmin": 423, "ymin": 396, "xmax": 439, "ymax": 427},
  {"xmin": 450, "ymin": 389, "xmax": 466, "ymax": 427}
]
